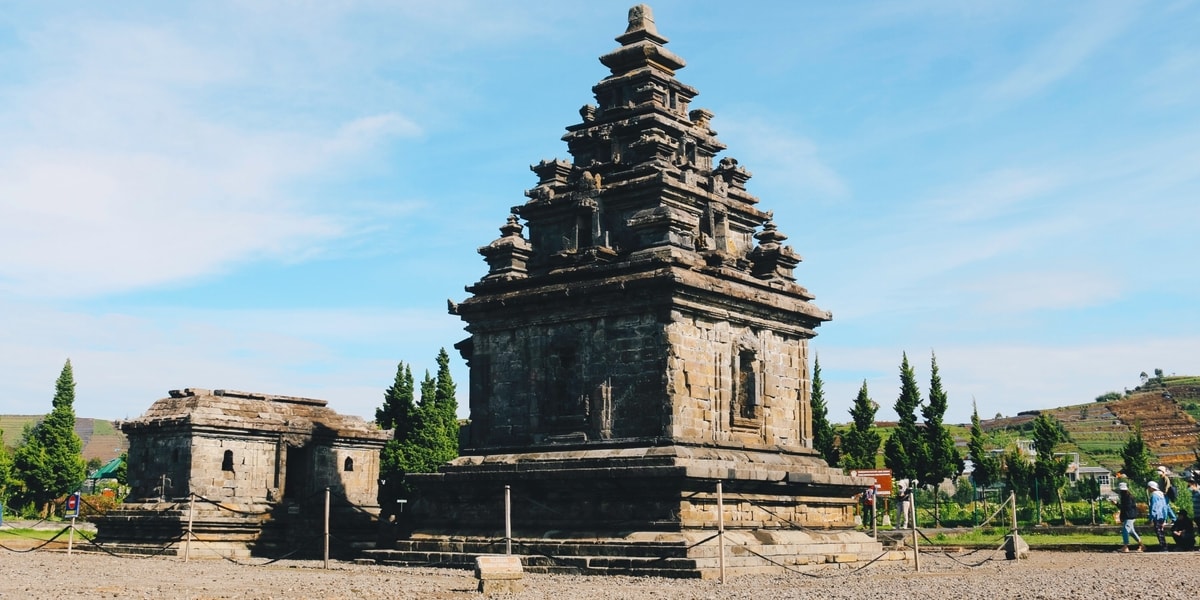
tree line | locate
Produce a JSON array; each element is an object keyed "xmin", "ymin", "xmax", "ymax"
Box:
[{"xmin": 810, "ymin": 353, "xmax": 1181, "ymax": 525}]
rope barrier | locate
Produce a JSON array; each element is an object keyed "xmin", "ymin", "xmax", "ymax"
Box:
[
  {"xmin": 0, "ymin": 525, "xmax": 72, "ymax": 553},
  {"xmin": 80, "ymin": 531, "xmax": 189, "ymax": 559},
  {"xmin": 912, "ymin": 527, "xmax": 1006, "ymax": 568},
  {"xmin": 974, "ymin": 497, "xmax": 1013, "ymax": 530},
  {"xmin": 739, "ymin": 542, "xmax": 895, "ymax": 579}
]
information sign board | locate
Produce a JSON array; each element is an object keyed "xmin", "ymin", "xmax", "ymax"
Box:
[{"xmin": 850, "ymin": 469, "xmax": 894, "ymax": 496}]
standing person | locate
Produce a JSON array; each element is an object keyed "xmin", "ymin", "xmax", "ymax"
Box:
[
  {"xmin": 1156, "ymin": 466, "xmax": 1175, "ymax": 504},
  {"xmin": 897, "ymin": 480, "xmax": 913, "ymax": 529},
  {"xmin": 1148, "ymin": 481, "xmax": 1174, "ymax": 551},
  {"xmin": 862, "ymin": 485, "xmax": 876, "ymax": 530},
  {"xmin": 1117, "ymin": 481, "xmax": 1143, "ymax": 552}
]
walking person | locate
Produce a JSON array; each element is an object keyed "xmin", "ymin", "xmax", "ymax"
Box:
[
  {"xmin": 1148, "ymin": 481, "xmax": 1174, "ymax": 551},
  {"xmin": 1117, "ymin": 481, "xmax": 1143, "ymax": 552}
]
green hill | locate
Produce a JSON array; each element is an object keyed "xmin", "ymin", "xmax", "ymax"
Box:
[{"xmin": 0, "ymin": 415, "xmax": 128, "ymax": 463}]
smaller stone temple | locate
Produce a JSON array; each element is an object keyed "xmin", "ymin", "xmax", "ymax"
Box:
[{"xmin": 94, "ymin": 388, "xmax": 390, "ymax": 558}]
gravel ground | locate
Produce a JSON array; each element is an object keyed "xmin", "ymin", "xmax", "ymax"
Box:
[{"xmin": 2, "ymin": 549, "xmax": 1199, "ymax": 600}]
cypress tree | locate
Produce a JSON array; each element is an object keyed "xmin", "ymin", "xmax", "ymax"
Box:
[
  {"xmin": 378, "ymin": 362, "xmax": 416, "ymax": 515},
  {"xmin": 431, "ymin": 348, "xmax": 459, "ymax": 465},
  {"xmin": 920, "ymin": 352, "xmax": 961, "ymax": 525},
  {"xmin": 377, "ymin": 362, "xmax": 415, "ymax": 436},
  {"xmin": 841, "ymin": 381, "xmax": 881, "ymax": 470},
  {"xmin": 1121, "ymin": 422, "xmax": 1155, "ymax": 485},
  {"xmin": 1032, "ymin": 413, "xmax": 1069, "ymax": 523},
  {"xmin": 884, "ymin": 353, "xmax": 923, "ymax": 482},
  {"xmin": 967, "ymin": 400, "xmax": 1000, "ymax": 496},
  {"xmin": 13, "ymin": 360, "xmax": 86, "ymax": 516},
  {"xmin": 810, "ymin": 356, "xmax": 839, "ymax": 467},
  {"xmin": 382, "ymin": 349, "xmax": 460, "ymax": 483}
]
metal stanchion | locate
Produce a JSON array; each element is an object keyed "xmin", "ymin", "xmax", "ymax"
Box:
[
  {"xmin": 872, "ymin": 500, "xmax": 878, "ymax": 540},
  {"xmin": 911, "ymin": 489, "xmax": 919, "ymax": 572},
  {"xmin": 1010, "ymin": 491, "xmax": 1019, "ymax": 563},
  {"xmin": 504, "ymin": 485, "xmax": 512, "ymax": 556},
  {"xmin": 324, "ymin": 487, "xmax": 331, "ymax": 569},
  {"xmin": 717, "ymin": 481, "xmax": 726, "ymax": 584},
  {"xmin": 184, "ymin": 493, "xmax": 195, "ymax": 562}
]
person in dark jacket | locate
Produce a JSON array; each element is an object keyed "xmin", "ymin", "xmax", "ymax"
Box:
[
  {"xmin": 1171, "ymin": 508, "xmax": 1196, "ymax": 551},
  {"xmin": 1188, "ymin": 476, "xmax": 1200, "ymax": 535},
  {"xmin": 1117, "ymin": 481, "xmax": 1144, "ymax": 552}
]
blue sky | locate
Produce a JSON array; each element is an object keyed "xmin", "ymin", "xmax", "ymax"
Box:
[{"xmin": 1, "ymin": 1, "xmax": 1197, "ymax": 426}]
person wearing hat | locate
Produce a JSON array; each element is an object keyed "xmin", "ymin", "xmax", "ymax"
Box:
[
  {"xmin": 1156, "ymin": 465, "xmax": 1175, "ymax": 504},
  {"xmin": 1117, "ymin": 481, "xmax": 1144, "ymax": 552},
  {"xmin": 1148, "ymin": 480, "xmax": 1175, "ymax": 551}
]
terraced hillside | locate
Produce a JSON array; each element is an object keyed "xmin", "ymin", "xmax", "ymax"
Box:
[
  {"xmin": 0, "ymin": 415, "xmax": 128, "ymax": 463},
  {"xmin": 978, "ymin": 379, "xmax": 1200, "ymax": 471}
]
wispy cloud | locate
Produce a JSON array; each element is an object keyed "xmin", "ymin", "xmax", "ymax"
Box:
[
  {"xmin": 0, "ymin": 300, "xmax": 463, "ymax": 419},
  {"xmin": 0, "ymin": 18, "xmax": 423, "ymax": 298},
  {"xmin": 985, "ymin": 2, "xmax": 1136, "ymax": 104},
  {"xmin": 1140, "ymin": 48, "xmax": 1200, "ymax": 107},
  {"xmin": 923, "ymin": 168, "xmax": 1062, "ymax": 224},
  {"xmin": 958, "ymin": 270, "xmax": 1124, "ymax": 313},
  {"xmin": 715, "ymin": 115, "xmax": 849, "ymax": 201}
]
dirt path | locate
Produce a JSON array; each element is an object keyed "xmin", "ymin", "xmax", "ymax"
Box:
[{"xmin": 1, "ymin": 549, "xmax": 1197, "ymax": 599}]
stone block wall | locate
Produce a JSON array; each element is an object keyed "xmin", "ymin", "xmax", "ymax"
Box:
[
  {"xmin": 468, "ymin": 312, "xmax": 670, "ymax": 448},
  {"xmin": 315, "ymin": 443, "xmax": 382, "ymax": 506},
  {"xmin": 189, "ymin": 433, "xmax": 278, "ymax": 502},
  {"xmin": 665, "ymin": 310, "xmax": 811, "ymax": 450},
  {"xmin": 127, "ymin": 432, "xmax": 193, "ymax": 500}
]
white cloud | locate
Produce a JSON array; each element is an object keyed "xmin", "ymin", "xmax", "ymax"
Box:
[
  {"xmin": 958, "ymin": 270, "xmax": 1124, "ymax": 313},
  {"xmin": 986, "ymin": 2, "xmax": 1136, "ymax": 104},
  {"xmin": 0, "ymin": 300, "xmax": 467, "ymax": 421},
  {"xmin": 924, "ymin": 168, "xmax": 1061, "ymax": 224},
  {"xmin": 714, "ymin": 116, "xmax": 849, "ymax": 200},
  {"xmin": 0, "ymin": 17, "xmax": 424, "ymax": 298},
  {"xmin": 1140, "ymin": 49, "xmax": 1200, "ymax": 107}
]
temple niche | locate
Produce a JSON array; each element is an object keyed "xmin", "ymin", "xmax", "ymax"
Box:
[{"xmin": 375, "ymin": 5, "xmax": 887, "ymax": 577}]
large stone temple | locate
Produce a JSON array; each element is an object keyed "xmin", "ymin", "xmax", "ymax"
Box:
[{"xmin": 370, "ymin": 5, "xmax": 888, "ymax": 577}]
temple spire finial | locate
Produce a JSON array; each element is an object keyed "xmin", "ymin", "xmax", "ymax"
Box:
[
  {"xmin": 604, "ymin": 4, "xmax": 683, "ymax": 75},
  {"xmin": 626, "ymin": 5, "xmax": 659, "ymax": 37},
  {"xmin": 614, "ymin": 4, "xmax": 670, "ymax": 47}
]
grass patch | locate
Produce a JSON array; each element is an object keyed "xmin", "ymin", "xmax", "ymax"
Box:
[
  {"xmin": 0, "ymin": 527, "xmax": 91, "ymax": 541},
  {"xmin": 924, "ymin": 529, "xmax": 1117, "ymax": 547}
]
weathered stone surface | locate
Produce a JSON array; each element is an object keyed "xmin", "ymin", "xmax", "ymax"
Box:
[
  {"xmin": 96, "ymin": 388, "xmax": 390, "ymax": 558},
  {"xmin": 475, "ymin": 554, "xmax": 524, "ymax": 580},
  {"xmin": 385, "ymin": 4, "xmax": 882, "ymax": 576}
]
